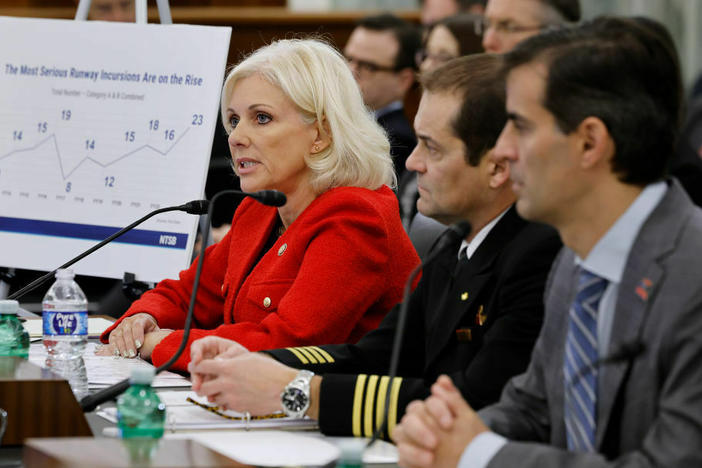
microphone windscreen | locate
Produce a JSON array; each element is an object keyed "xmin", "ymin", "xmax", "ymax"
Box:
[
  {"xmin": 449, "ymin": 221, "xmax": 472, "ymax": 240},
  {"xmin": 182, "ymin": 199, "xmax": 210, "ymax": 215},
  {"xmin": 252, "ymin": 190, "xmax": 287, "ymax": 207}
]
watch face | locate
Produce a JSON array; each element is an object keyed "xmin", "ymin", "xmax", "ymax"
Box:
[{"xmin": 283, "ymin": 387, "xmax": 309, "ymax": 412}]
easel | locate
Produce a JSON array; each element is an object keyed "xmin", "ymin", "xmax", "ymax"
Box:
[
  {"xmin": 0, "ymin": 2, "xmax": 184, "ymax": 448},
  {"xmin": 74, "ymin": 0, "xmax": 172, "ymax": 24},
  {"xmin": 0, "ymin": 1, "xmax": 174, "ymax": 301}
]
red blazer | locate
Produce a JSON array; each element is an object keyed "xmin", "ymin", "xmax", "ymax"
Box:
[{"xmin": 102, "ymin": 185, "xmax": 420, "ymax": 371}]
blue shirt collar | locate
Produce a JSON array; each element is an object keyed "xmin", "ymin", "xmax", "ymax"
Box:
[{"xmin": 578, "ymin": 181, "xmax": 667, "ymax": 283}]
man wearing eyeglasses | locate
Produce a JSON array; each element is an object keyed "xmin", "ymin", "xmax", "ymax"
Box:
[
  {"xmin": 344, "ymin": 14, "xmax": 422, "ymax": 181},
  {"xmin": 481, "ymin": 0, "xmax": 580, "ymax": 54}
]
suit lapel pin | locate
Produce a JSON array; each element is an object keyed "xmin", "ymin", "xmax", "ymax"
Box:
[
  {"xmin": 476, "ymin": 305, "xmax": 487, "ymax": 326},
  {"xmin": 460, "ymin": 292, "xmax": 469, "ymax": 301},
  {"xmin": 635, "ymin": 277, "xmax": 653, "ymax": 301}
]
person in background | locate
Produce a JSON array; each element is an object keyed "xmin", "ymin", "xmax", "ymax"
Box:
[
  {"xmin": 418, "ymin": 14, "xmax": 483, "ymax": 73},
  {"xmin": 186, "ymin": 54, "xmax": 561, "ymax": 439},
  {"xmin": 393, "ymin": 16, "xmax": 702, "ymax": 468},
  {"xmin": 86, "ymin": 0, "xmax": 134, "ymax": 22},
  {"xmin": 98, "ymin": 39, "xmax": 420, "ymax": 372},
  {"xmin": 420, "ymin": 0, "xmax": 487, "ymax": 26},
  {"xmin": 344, "ymin": 13, "xmax": 421, "ymax": 182},
  {"xmin": 479, "ymin": 0, "xmax": 580, "ymax": 54}
]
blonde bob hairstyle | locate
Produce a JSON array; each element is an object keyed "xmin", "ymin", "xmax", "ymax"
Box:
[{"xmin": 221, "ymin": 38, "xmax": 396, "ymax": 194}]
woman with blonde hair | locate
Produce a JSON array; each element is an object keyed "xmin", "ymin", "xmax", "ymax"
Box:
[{"xmin": 100, "ymin": 38, "xmax": 419, "ymax": 370}]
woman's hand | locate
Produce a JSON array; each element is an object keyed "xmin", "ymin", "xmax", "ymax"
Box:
[
  {"xmin": 137, "ymin": 329, "xmax": 173, "ymax": 360},
  {"xmin": 100, "ymin": 313, "xmax": 160, "ymax": 358}
]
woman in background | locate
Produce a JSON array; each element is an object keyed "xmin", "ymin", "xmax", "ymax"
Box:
[
  {"xmin": 100, "ymin": 39, "xmax": 420, "ymax": 371},
  {"xmin": 418, "ymin": 14, "xmax": 483, "ymax": 72}
]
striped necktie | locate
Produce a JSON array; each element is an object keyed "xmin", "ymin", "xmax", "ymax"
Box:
[{"xmin": 564, "ymin": 268, "xmax": 608, "ymax": 452}]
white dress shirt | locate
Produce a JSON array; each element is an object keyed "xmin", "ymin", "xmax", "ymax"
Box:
[{"xmin": 457, "ymin": 209, "xmax": 508, "ymax": 261}]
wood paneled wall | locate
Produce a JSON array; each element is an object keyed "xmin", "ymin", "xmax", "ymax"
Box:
[{"xmin": 0, "ymin": 4, "xmax": 421, "ymax": 123}]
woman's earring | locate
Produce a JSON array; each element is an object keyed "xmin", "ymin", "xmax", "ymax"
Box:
[{"xmin": 313, "ymin": 145, "xmax": 320, "ymax": 152}]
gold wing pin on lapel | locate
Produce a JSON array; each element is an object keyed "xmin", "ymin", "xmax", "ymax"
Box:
[{"xmin": 476, "ymin": 305, "xmax": 487, "ymax": 326}]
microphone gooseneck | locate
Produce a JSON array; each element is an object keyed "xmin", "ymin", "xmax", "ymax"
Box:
[
  {"xmin": 152, "ymin": 189, "xmax": 286, "ymax": 373},
  {"xmin": 79, "ymin": 189, "xmax": 285, "ymax": 412},
  {"xmin": 8, "ymin": 199, "xmax": 208, "ymax": 301},
  {"xmin": 567, "ymin": 340, "xmax": 646, "ymax": 390},
  {"xmin": 368, "ymin": 220, "xmax": 472, "ymax": 446}
]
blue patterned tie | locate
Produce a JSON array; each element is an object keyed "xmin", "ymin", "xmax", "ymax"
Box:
[{"xmin": 564, "ymin": 269, "xmax": 608, "ymax": 452}]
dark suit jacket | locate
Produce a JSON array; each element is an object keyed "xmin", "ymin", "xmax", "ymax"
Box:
[
  {"xmin": 267, "ymin": 207, "xmax": 562, "ymax": 438},
  {"xmin": 480, "ymin": 180, "xmax": 702, "ymax": 467},
  {"xmin": 377, "ymin": 108, "xmax": 416, "ymax": 180}
]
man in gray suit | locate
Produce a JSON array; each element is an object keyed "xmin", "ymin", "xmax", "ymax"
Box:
[{"xmin": 393, "ymin": 16, "xmax": 702, "ymax": 468}]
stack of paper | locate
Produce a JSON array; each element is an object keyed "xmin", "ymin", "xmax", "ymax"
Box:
[{"xmin": 28, "ymin": 342, "xmax": 190, "ymax": 389}]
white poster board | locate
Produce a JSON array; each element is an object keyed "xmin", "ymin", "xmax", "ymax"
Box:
[{"xmin": 0, "ymin": 17, "xmax": 231, "ymax": 282}]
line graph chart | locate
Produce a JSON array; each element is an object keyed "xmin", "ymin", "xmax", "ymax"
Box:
[
  {"xmin": 0, "ymin": 106, "xmax": 205, "ymax": 206},
  {"xmin": 0, "ymin": 127, "xmax": 191, "ymax": 181},
  {"xmin": 0, "ymin": 17, "xmax": 231, "ymax": 282}
]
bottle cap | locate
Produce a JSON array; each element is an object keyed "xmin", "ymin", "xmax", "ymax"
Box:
[
  {"xmin": 0, "ymin": 300, "xmax": 20, "ymax": 315},
  {"xmin": 335, "ymin": 438, "xmax": 365, "ymax": 465},
  {"xmin": 55, "ymin": 269, "xmax": 75, "ymax": 280},
  {"xmin": 130, "ymin": 367, "xmax": 156, "ymax": 384}
]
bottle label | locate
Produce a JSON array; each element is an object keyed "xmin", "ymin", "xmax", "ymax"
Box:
[{"xmin": 42, "ymin": 311, "xmax": 88, "ymax": 336}]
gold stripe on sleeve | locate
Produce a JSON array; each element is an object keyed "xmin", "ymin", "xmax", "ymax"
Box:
[
  {"xmin": 352, "ymin": 374, "xmax": 367, "ymax": 438},
  {"xmin": 310, "ymin": 346, "xmax": 335, "ymax": 363},
  {"xmin": 304, "ymin": 346, "xmax": 326, "ymax": 363},
  {"xmin": 296, "ymin": 347, "xmax": 318, "ymax": 364},
  {"xmin": 387, "ymin": 377, "xmax": 403, "ymax": 439},
  {"xmin": 285, "ymin": 347, "xmax": 309, "ymax": 364},
  {"xmin": 363, "ymin": 375, "xmax": 380, "ymax": 437},
  {"xmin": 375, "ymin": 376, "xmax": 391, "ymax": 438}
]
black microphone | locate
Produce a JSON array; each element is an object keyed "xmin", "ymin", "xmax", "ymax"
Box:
[
  {"xmin": 79, "ymin": 188, "xmax": 286, "ymax": 412},
  {"xmin": 248, "ymin": 189, "xmax": 287, "ymax": 207},
  {"xmin": 7, "ymin": 200, "xmax": 209, "ymax": 301},
  {"xmin": 369, "ymin": 220, "xmax": 472, "ymax": 445}
]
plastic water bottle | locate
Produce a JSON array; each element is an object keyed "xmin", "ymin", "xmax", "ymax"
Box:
[
  {"xmin": 45, "ymin": 355, "xmax": 89, "ymax": 400},
  {"xmin": 42, "ymin": 269, "xmax": 88, "ymax": 359},
  {"xmin": 117, "ymin": 368, "xmax": 166, "ymax": 439},
  {"xmin": 0, "ymin": 300, "xmax": 30, "ymax": 358}
]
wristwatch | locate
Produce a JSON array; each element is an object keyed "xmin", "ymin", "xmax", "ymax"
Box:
[{"xmin": 281, "ymin": 370, "xmax": 314, "ymax": 418}]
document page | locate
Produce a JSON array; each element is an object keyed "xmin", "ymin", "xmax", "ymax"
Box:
[{"xmin": 29, "ymin": 342, "xmax": 190, "ymax": 388}]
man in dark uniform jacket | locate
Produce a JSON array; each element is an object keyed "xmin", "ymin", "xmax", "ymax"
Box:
[{"xmin": 187, "ymin": 55, "xmax": 562, "ymax": 439}]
